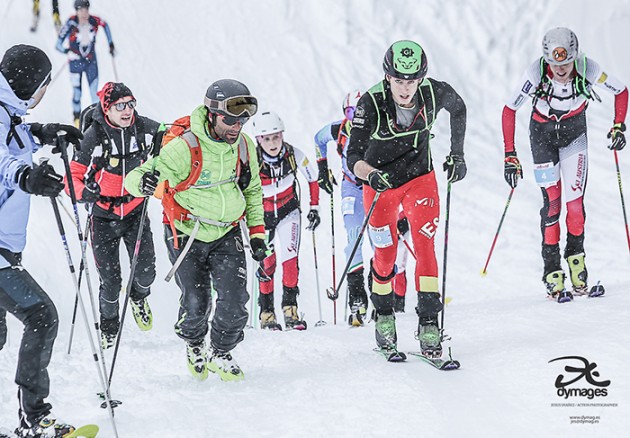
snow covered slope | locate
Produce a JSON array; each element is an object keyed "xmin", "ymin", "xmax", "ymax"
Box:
[{"xmin": 1, "ymin": 1, "xmax": 629, "ymax": 437}]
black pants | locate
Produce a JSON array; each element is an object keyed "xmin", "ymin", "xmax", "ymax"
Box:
[
  {"xmin": 91, "ymin": 211, "xmax": 156, "ymax": 335},
  {"xmin": 165, "ymin": 226, "xmax": 248, "ymax": 352},
  {"xmin": 0, "ymin": 264, "xmax": 58, "ymax": 428}
]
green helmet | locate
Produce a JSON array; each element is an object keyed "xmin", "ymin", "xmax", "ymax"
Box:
[{"xmin": 382, "ymin": 40, "xmax": 428, "ymax": 80}]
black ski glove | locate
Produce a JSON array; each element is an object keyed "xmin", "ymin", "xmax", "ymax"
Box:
[
  {"xmin": 608, "ymin": 122, "xmax": 626, "ymax": 151},
  {"xmin": 306, "ymin": 208, "xmax": 321, "ymax": 231},
  {"xmin": 317, "ymin": 160, "xmax": 336, "ymax": 195},
  {"xmin": 504, "ymin": 152, "xmax": 523, "ymax": 188},
  {"xmin": 250, "ymin": 237, "xmax": 268, "ymax": 262},
  {"xmin": 397, "ymin": 217, "xmax": 409, "ymax": 235},
  {"xmin": 139, "ymin": 170, "xmax": 160, "ymax": 196},
  {"xmin": 81, "ymin": 181, "xmax": 101, "ymax": 203},
  {"xmin": 17, "ymin": 163, "xmax": 64, "ymax": 197},
  {"xmin": 443, "ymin": 154, "xmax": 467, "ymax": 183},
  {"xmin": 30, "ymin": 123, "xmax": 83, "ymax": 152},
  {"xmin": 367, "ymin": 169, "xmax": 391, "ymax": 192},
  {"xmin": 109, "ymin": 42, "xmax": 116, "ymax": 57}
]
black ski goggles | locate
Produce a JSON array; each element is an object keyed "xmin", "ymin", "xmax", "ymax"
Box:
[{"xmin": 205, "ymin": 95, "xmax": 258, "ymax": 118}]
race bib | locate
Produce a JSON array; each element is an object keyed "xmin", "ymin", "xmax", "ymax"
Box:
[
  {"xmin": 341, "ymin": 196, "xmax": 355, "ymax": 216},
  {"xmin": 534, "ymin": 162, "xmax": 560, "ymax": 187},
  {"xmin": 368, "ymin": 224, "xmax": 393, "ymax": 248}
]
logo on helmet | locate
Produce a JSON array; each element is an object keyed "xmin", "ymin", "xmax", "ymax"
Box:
[
  {"xmin": 400, "ymin": 47, "xmax": 415, "ymax": 58},
  {"xmin": 552, "ymin": 47, "xmax": 568, "ymax": 63}
]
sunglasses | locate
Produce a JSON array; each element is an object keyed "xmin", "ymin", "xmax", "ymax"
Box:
[
  {"xmin": 218, "ymin": 114, "xmax": 250, "ymax": 126},
  {"xmin": 111, "ymin": 100, "xmax": 137, "ymax": 111},
  {"xmin": 205, "ymin": 95, "xmax": 258, "ymax": 118}
]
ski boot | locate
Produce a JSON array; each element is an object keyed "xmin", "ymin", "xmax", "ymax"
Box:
[
  {"xmin": 282, "ymin": 305, "xmax": 307, "ymax": 331},
  {"xmin": 374, "ymin": 312, "xmax": 398, "ymax": 351},
  {"xmin": 416, "ymin": 318, "xmax": 442, "ymax": 358},
  {"xmin": 260, "ymin": 311, "xmax": 282, "ymax": 331},
  {"xmin": 130, "ymin": 297, "xmax": 153, "ymax": 331},
  {"xmin": 348, "ymin": 301, "xmax": 367, "ymax": 327},
  {"xmin": 101, "ymin": 331, "xmax": 116, "ymax": 350},
  {"xmin": 544, "ymin": 270, "xmax": 573, "ymax": 303},
  {"xmin": 394, "ymin": 294, "xmax": 405, "ymax": 313},
  {"xmin": 186, "ymin": 339, "xmax": 208, "ymax": 381},
  {"xmin": 15, "ymin": 414, "xmax": 74, "ymax": 438},
  {"xmin": 566, "ymin": 253, "xmax": 588, "ymax": 296},
  {"xmin": 208, "ymin": 348, "xmax": 244, "ymax": 381}
]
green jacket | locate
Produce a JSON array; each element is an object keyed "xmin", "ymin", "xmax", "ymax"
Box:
[{"xmin": 125, "ymin": 105, "xmax": 264, "ymax": 243}]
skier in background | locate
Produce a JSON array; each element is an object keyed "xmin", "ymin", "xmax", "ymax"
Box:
[
  {"xmin": 315, "ymin": 90, "xmax": 412, "ymax": 323},
  {"xmin": 56, "ymin": 0, "xmax": 115, "ymax": 126},
  {"xmin": 252, "ymin": 111, "xmax": 321, "ymax": 331},
  {"xmin": 0, "ymin": 44, "xmax": 83, "ymax": 438},
  {"xmin": 347, "ymin": 40, "xmax": 467, "ymax": 359},
  {"xmin": 502, "ymin": 27, "xmax": 628, "ymax": 302},
  {"xmin": 30, "ymin": 0, "xmax": 62, "ymax": 32},
  {"xmin": 315, "ymin": 90, "xmax": 370, "ymax": 325},
  {"xmin": 66, "ymin": 82, "xmax": 163, "ymax": 349}
]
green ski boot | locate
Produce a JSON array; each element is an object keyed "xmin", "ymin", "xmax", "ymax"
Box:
[
  {"xmin": 208, "ymin": 348, "xmax": 244, "ymax": 382},
  {"xmin": 566, "ymin": 253, "xmax": 588, "ymax": 295},
  {"xmin": 186, "ymin": 340, "xmax": 208, "ymax": 381},
  {"xmin": 130, "ymin": 297, "xmax": 153, "ymax": 331}
]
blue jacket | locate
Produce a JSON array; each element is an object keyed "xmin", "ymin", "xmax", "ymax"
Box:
[{"xmin": 0, "ymin": 72, "xmax": 41, "ymax": 268}]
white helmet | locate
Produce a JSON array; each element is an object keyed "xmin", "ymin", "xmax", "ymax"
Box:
[
  {"xmin": 542, "ymin": 27, "xmax": 579, "ymax": 66},
  {"xmin": 342, "ymin": 90, "xmax": 362, "ymax": 111},
  {"xmin": 251, "ymin": 111, "xmax": 285, "ymax": 137}
]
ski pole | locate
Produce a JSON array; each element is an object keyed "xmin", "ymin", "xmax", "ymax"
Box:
[
  {"xmin": 329, "ymin": 186, "xmax": 337, "ymax": 325},
  {"xmin": 49, "ymin": 60, "xmax": 67, "ymax": 88},
  {"xmin": 108, "ymin": 136, "xmax": 161, "ymax": 388},
  {"xmin": 612, "ymin": 150, "xmax": 630, "ymax": 254},
  {"xmin": 57, "ymin": 135, "xmax": 119, "ymax": 409},
  {"xmin": 49, "ymin": 186, "xmax": 120, "ymax": 438},
  {"xmin": 311, "ymin": 230, "xmax": 326, "ymax": 326},
  {"xmin": 440, "ymin": 182, "xmax": 452, "ymax": 334},
  {"xmin": 67, "ymin": 213, "xmax": 91, "ymax": 354},
  {"xmin": 327, "ymin": 191, "xmax": 380, "ymax": 308},
  {"xmin": 111, "ymin": 56, "xmax": 119, "ymax": 82},
  {"xmin": 481, "ymin": 188, "xmax": 515, "ymax": 276}
]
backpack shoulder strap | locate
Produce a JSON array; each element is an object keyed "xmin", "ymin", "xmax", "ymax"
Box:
[
  {"xmin": 0, "ymin": 102, "xmax": 26, "ymax": 149},
  {"xmin": 235, "ymin": 135, "xmax": 250, "ymax": 177},
  {"xmin": 172, "ymin": 130, "xmax": 202, "ymax": 193},
  {"xmin": 283, "ymin": 142, "xmax": 298, "ymax": 173}
]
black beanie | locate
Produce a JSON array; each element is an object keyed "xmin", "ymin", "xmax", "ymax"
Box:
[{"xmin": 0, "ymin": 44, "xmax": 52, "ymax": 101}]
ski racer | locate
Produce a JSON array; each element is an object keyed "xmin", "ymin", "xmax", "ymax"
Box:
[
  {"xmin": 347, "ymin": 40, "xmax": 467, "ymax": 359},
  {"xmin": 501, "ymin": 27, "xmax": 628, "ymax": 302},
  {"xmin": 56, "ymin": 0, "xmax": 115, "ymax": 125},
  {"xmin": 251, "ymin": 111, "xmax": 321, "ymax": 331}
]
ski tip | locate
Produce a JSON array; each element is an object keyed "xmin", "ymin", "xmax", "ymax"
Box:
[{"xmin": 65, "ymin": 424, "xmax": 99, "ymax": 438}]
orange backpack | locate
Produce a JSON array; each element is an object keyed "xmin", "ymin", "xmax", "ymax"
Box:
[{"xmin": 156, "ymin": 116, "xmax": 250, "ymax": 248}]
